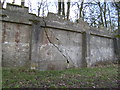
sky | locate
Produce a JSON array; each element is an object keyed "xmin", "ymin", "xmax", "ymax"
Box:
[
  {"xmin": 2, "ymin": 0, "xmax": 78, "ymax": 20},
  {"xmin": 1, "ymin": 0, "xmax": 119, "ymax": 23},
  {"xmin": 2, "ymin": 0, "xmax": 120, "ymax": 8}
]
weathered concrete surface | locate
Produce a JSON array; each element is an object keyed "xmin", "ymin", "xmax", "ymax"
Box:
[
  {"xmin": 0, "ymin": 8, "xmax": 2, "ymax": 89},
  {"xmin": 0, "ymin": 11, "xmax": 2, "ymax": 67},
  {"xmin": 2, "ymin": 22, "xmax": 31, "ymax": 67},
  {"xmin": 89, "ymin": 35, "xmax": 114, "ymax": 66},
  {"xmin": 1, "ymin": 3, "xmax": 38, "ymax": 67},
  {"xmin": 1, "ymin": 3, "xmax": 117, "ymax": 70},
  {"xmin": 43, "ymin": 12, "xmax": 90, "ymax": 33},
  {"xmin": 6, "ymin": 3, "xmax": 28, "ymax": 13},
  {"xmin": 82, "ymin": 32, "xmax": 90, "ymax": 67},
  {"xmin": 30, "ymin": 12, "xmax": 88, "ymax": 70},
  {"xmin": 0, "ymin": 23, "xmax": 1, "ymax": 67},
  {"xmin": 39, "ymin": 28, "xmax": 83, "ymax": 68},
  {"xmin": 30, "ymin": 22, "xmax": 42, "ymax": 69}
]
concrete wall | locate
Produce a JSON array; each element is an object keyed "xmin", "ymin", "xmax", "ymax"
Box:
[
  {"xmin": 89, "ymin": 35, "xmax": 114, "ymax": 66},
  {"xmin": 1, "ymin": 3, "xmax": 35, "ymax": 67},
  {"xmin": 2, "ymin": 22, "xmax": 31, "ymax": 67},
  {"xmin": 0, "ymin": 11, "xmax": 2, "ymax": 67},
  {"xmin": 1, "ymin": 3, "xmax": 117, "ymax": 70},
  {"xmin": 0, "ymin": 8, "xmax": 2, "ymax": 89},
  {"xmin": 30, "ymin": 12, "xmax": 90, "ymax": 70},
  {"xmin": 38, "ymin": 28, "xmax": 83, "ymax": 70},
  {"xmin": 30, "ymin": 12, "xmax": 115, "ymax": 70}
]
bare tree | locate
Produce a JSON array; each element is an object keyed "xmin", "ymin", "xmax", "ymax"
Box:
[
  {"xmin": 66, "ymin": 0, "xmax": 70, "ymax": 20},
  {"xmin": 79, "ymin": 0, "xmax": 84, "ymax": 18},
  {"xmin": 107, "ymin": 3, "xmax": 112, "ymax": 30},
  {"xmin": 38, "ymin": 0, "xmax": 43, "ymax": 16},
  {"xmin": 12, "ymin": 0, "xmax": 15, "ymax": 4},
  {"xmin": 103, "ymin": 0, "xmax": 107, "ymax": 27},
  {"xmin": 28, "ymin": 0, "xmax": 33, "ymax": 13},
  {"xmin": 98, "ymin": 1, "xmax": 104, "ymax": 27},
  {"xmin": 62, "ymin": 0, "xmax": 65, "ymax": 18},
  {"xmin": 21, "ymin": 0, "xmax": 25, "ymax": 6},
  {"xmin": 113, "ymin": 2, "xmax": 120, "ymax": 31},
  {"xmin": 58, "ymin": 0, "xmax": 65, "ymax": 18},
  {"xmin": 0, "ymin": 0, "xmax": 6, "ymax": 8},
  {"xmin": 0, "ymin": 0, "xmax": 2, "ymax": 8},
  {"xmin": 58, "ymin": 0, "xmax": 62, "ymax": 14}
]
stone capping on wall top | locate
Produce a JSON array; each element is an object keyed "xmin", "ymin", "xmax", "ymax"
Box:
[
  {"xmin": 0, "ymin": 3, "xmax": 115, "ymax": 39},
  {"xmin": 44, "ymin": 12, "xmax": 90, "ymax": 32},
  {"xmin": 6, "ymin": 3, "xmax": 28, "ymax": 13},
  {"xmin": 0, "ymin": 3, "xmax": 39, "ymax": 25},
  {"xmin": 41, "ymin": 12, "xmax": 114, "ymax": 38}
]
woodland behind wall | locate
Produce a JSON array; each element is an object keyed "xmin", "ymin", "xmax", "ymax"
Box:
[{"xmin": 0, "ymin": 3, "xmax": 118, "ymax": 70}]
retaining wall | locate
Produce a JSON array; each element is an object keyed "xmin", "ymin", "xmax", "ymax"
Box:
[{"xmin": 0, "ymin": 3, "xmax": 117, "ymax": 70}]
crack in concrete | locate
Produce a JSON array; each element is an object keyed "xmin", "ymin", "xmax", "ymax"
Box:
[
  {"xmin": 49, "ymin": 30, "xmax": 75, "ymax": 64},
  {"xmin": 42, "ymin": 17, "xmax": 75, "ymax": 66},
  {"xmin": 44, "ymin": 29, "xmax": 69, "ymax": 63}
]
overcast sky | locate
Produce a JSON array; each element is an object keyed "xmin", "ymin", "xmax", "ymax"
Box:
[
  {"xmin": 2, "ymin": 0, "xmax": 78, "ymax": 20},
  {"xmin": 2, "ymin": 0, "xmax": 119, "ymax": 22}
]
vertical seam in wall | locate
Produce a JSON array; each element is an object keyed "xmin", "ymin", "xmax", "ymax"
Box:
[{"xmin": 82, "ymin": 32, "xmax": 87, "ymax": 67}]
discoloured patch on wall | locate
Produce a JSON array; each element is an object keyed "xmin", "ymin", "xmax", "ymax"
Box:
[{"xmin": 2, "ymin": 22, "xmax": 31, "ymax": 67}]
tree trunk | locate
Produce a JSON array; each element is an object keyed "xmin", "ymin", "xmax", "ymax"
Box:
[
  {"xmin": 103, "ymin": 1, "xmax": 107, "ymax": 28},
  {"xmin": 58, "ymin": 0, "xmax": 61, "ymax": 15},
  {"xmin": 79, "ymin": 0, "xmax": 84, "ymax": 19},
  {"xmin": 12, "ymin": 0, "xmax": 15, "ymax": 4},
  {"xmin": 0, "ymin": 0, "xmax": 2, "ymax": 8},
  {"xmin": 108, "ymin": 4, "xmax": 112, "ymax": 30},
  {"xmin": 66, "ymin": 0, "xmax": 70, "ymax": 20},
  {"xmin": 62, "ymin": 0, "xmax": 65, "ymax": 18},
  {"xmin": 38, "ymin": 1, "xmax": 43, "ymax": 16},
  {"xmin": 98, "ymin": 1, "xmax": 104, "ymax": 27},
  {"xmin": 2, "ymin": 0, "xmax": 6, "ymax": 8},
  {"xmin": 21, "ymin": 0, "xmax": 25, "ymax": 7}
]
